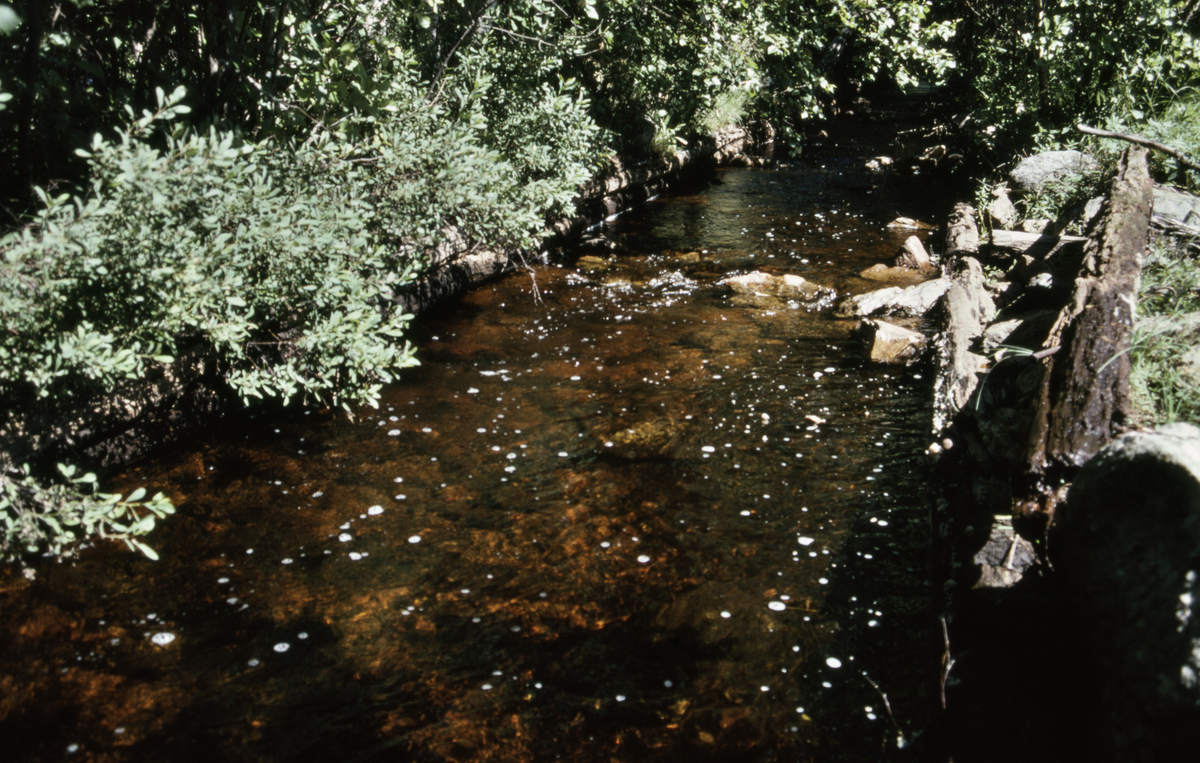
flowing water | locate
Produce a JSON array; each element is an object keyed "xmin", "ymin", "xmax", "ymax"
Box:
[{"xmin": 1, "ymin": 135, "xmax": 958, "ymax": 762}]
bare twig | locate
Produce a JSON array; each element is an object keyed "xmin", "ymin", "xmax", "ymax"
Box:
[
  {"xmin": 1077, "ymin": 123, "xmax": 1200, "ymax": 173},
  {"xmin": 862, "ymin": 672, "xmax": 906, "ymax": 748},
  {"xmin": 940, "ymin": 615, "xmax": 955, "ymax": 709}
]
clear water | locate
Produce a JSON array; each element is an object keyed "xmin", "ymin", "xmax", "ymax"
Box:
[{"xmin": 0, "ymin": 142, "xmax": 953, "ymax": 762}]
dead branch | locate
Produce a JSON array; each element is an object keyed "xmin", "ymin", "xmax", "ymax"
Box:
[
  {"xmin": 1077, "ymin": 123, "xmax": 1200, "ymax": 174},
  {"xmin": 940, "ymin": 615, "xmax": 955, "ymax": 710}
]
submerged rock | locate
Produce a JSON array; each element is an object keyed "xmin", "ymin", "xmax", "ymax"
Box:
[
  {"xmin": 1055, "ymin": 423, "xmax": 1200, "ymax": 759},
  {"xmin": 720, "ymin": 271, "xmax": 833, "ymax": 302}
]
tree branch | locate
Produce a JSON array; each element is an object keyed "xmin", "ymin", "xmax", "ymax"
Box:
[{"xmin": 1077, "ymin": 123, "xmax": 1200, "ymax": 174}]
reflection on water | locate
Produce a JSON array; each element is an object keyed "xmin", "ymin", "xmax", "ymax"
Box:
[{"xmin": 0, "ymin": 148, "xmax": 950, "ymax": 761}]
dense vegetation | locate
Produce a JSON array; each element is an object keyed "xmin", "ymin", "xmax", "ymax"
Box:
[{"xmin": 1, "ymin": 0, "xmax": 1197, "ymax": 563}]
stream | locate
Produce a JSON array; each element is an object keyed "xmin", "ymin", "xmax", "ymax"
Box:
[{"xmin": 1, "ymin": 131, "xmax": 960, "ymax": 762}]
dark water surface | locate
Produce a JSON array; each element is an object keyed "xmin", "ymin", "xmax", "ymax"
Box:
[{"xmin": 1, "ymin": 140, "xmax": 957, "ymax": 762}]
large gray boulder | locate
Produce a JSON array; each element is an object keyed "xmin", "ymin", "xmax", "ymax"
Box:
[
  {"xmin": 1153, "ymin": 185, "xmax": 1200, "ymax": 224},
  {"xmin": 1009, "ymin": 150, "xmax": 1100, "ymax": 193},
  {"xmin": 1055, "ymin": 423, "xmax": 1200, "ymax": 760}
]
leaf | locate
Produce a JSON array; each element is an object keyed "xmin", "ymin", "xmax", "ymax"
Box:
[
  {"xmin": 126, "ymin": 487, "xmax": 147, "ymax": 503},
  {"xmin": 132, "ymin": 539, "xmax": 160, "ymax": 561},
  {"xmin": 0, "ymin": 5, "xmax": 21, "ymax": 35}
]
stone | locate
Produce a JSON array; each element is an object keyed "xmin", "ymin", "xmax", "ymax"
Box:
[
  {"xmin": 886, "ymin": 216, "xmax": 936, "ymax": 230},
  {"xmin": 719, "ymin": 271, "xmax": 832, "ymax": 302},
  {"xmin": 894, "ymin": 235, "xmax": 933, "ymax": 269},
  {"xmin": 1153, "ymin": 185, "xmax": 1200, "ymax": 225},
  {"xmin": 1055, "ymin": 423, "xmax": 1200, "ymax": 759},
  {"xmin": 1008, "ymin": 150, "xmax": 1100, "ymax": 193},
  {"xmin": 858, "ymin": 318, "xmax": 927, "ymax": 364},
  {"xmin": 988, "ymin": 186, "xmax": 1017, "ymax": 229},
  {"xmin": 834, "ymin": 277, "xmax": 952, "ymax": 318},
  {"xmin": 971, "ymin": 515, "xmax": 1036, "ymax": 588},
  {"xmin": 858, "ymin": 263, "xmax": 932, "ymax": 285}
]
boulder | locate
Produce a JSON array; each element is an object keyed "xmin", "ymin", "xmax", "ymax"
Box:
[
  {"xmin": 835, "ymin": 277, "xmax": 951, "ymax": 318},
  {"xmin": 857, "ymin": 318, "xmax": 927, "ymax": 364},
  {"xmin": 987, "ymin": 186, "xmax": 1018, "ymax": 229},
  {"xmin": 720, "ymin": 271, "xmax": 832, "ymax": 301},
  {"xmin": 1055, "ymin": 423, "xmax": 1200, "ymax": 759},
  {"xmin": 895, "ymin": 235, "xmax": 933, "ymax": 269},
  {"xmin": 1009, "ymin": 150, "xmax": 1100, "ymax": 193},
  {"xmin": 1153, "ymin": 185, "xmax": 1200, "ymax": 225}
]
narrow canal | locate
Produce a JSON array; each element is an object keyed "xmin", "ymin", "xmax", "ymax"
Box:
[{"xmin": 1, "ymin": 131, "xmax": 959, "ymax": 762}]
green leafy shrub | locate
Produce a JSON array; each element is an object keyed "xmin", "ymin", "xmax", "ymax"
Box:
[{"xmin": 0, "ymin": 464, "xmax": 174, "ymax": 562}]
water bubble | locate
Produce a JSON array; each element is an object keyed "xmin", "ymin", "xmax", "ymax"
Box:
[
  {"xmin": 394, "ymin": 476, "xmax": 404, "ymax": 483},
  {"xmin": 248, "ymin": 658, "xmax": 260, "ymax": 667},
  {"xmin": 877, "ymin": 520, "xmax": 889, "ymax": 527},
  {"xmin": 826, "ymin": 657, "xmax": 842, "ymax": 668},
  {"xmin": 368, "ymin": 505, "xmax": 384, "ymax": 516},
  {"xmin": 558, "ymin": 452, "xmax": 569, "ymax": 458},
  {"xmin": 701, "ymin": 445, "xmax": 716, "ymax": 453},
  {"xmin": 818, "ymin": 577, "xmax": 829, "ymax": 585},
  {"xmin": 388, "ymin": 429, "xmax": 401, "ymax": 436},
  {"xmin": 467, "ymin": 388, "xmax": 480, "ymax": 394},
  {"xmin": 150, "ymin": 632, "xmax": 176, "ymax": 647},
  {"xmin": 349, "ymin": 552, "xmax": 363, "ymax": 561},
  {"xmin": 768, "ymin": 601, "xmax": 787, "ymax": 612},
  {"xmin": 740, "ymin": 510, "xmax": 751, "ymax": 516},
  {"xmin": 218, "ymin": 577, "xmax": 230, "ymax": 584},
  {"xmin": 761, "ymin": 685, "xmax": 770, "ymax": 692},
  {"xmin": 720, "ymin": 611, "xmax": 732, "ymax": 619},
  {"xmin": 338, "ymin": 533, "xmax": 352, "ymax": 542},
  {"xmin": 274, "ymin": 642, "xmax": 290, "ymax": 653},
  {"xmin": 637, "ymin": 555, "xmax": 651, "ymax": 564},
  {"xmin": 664, "ymin": 680, "xmax": 673, "ymax": 687},
  {"xmin": 600, "ymin": 541, "xmax": 610, "ymax": 548},
  {"xmin": 298, "ymin": 632, "xmax": 308, "ymax": 640},
  {"xmin": 311, "ymin": 491, "xmax": 324, "ymax": 498},
  {"xmin": 227, "ymin": 598, "xmax": 239, "ymax": 605},
  {"xmin": 408, "ymin": 535, "xmax": 422, "ymax": 544},
  {"xmin": 797, "ymin": 536, "xmax": 815, "ymax": 546},
  {"xmin": 395, "ymin": 495, "xmax": 406, "ymax": 500},
  {"xmin": 615, "ymin": 695, "xmax": 626, "ymax": 702},
  {"xmin": 67, "ymin": 744, "xmax": 79, "ymax": 754}
]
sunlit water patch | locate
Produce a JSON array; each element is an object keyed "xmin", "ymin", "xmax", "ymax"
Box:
[{"xmin": 0, "ymin": 145, "xmax": 953, "ymax": 761}]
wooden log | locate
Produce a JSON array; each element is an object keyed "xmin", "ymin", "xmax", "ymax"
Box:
[
  {"xmin": 1025, "ymin": 147, "xmax": 1154, "ymax": 472},
  {"xmin": 944, "ymin": 202, "xmax": 979, "ymax": 260},
  {"xmin": 989, "ymin": 229, "xmax": 1087, "ymax": 253}
]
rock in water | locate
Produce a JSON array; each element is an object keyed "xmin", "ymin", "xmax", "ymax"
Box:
[
  {"xmin": 857, "ymin": 319, "xmax": 926, "ymax": 364},
  {"xmin": 719, "ymin": 271, "xmax": 832, "ymax": 302},
  {"xmin": 1055, "ymin": 423, "xmax": 1200, "ymax": 759},
  {"xmin": 894, "ymin": 235, "xmax": 933, "ymax": 270}
]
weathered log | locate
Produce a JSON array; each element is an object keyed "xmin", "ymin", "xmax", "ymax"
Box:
[
  {"xmin": 944, "ymin": 202, "xmax": 979, "ymax": 260},
  {"xmin": 989, "ymin": 229, "xmax": 1086, "ymax": 254},
  {"xmin": 1025, "ymin": 147, "xmax": 1154, "ymax": 472}
]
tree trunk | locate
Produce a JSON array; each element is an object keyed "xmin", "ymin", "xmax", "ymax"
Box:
[{"xmin": 1025, "ymin": 146, "xmax": 1153, "ymax": 472}]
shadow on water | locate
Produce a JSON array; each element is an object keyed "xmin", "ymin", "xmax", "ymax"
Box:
[{"xmin": 0, "ymin": 128, "xmax": 965, "ymax": 762}]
